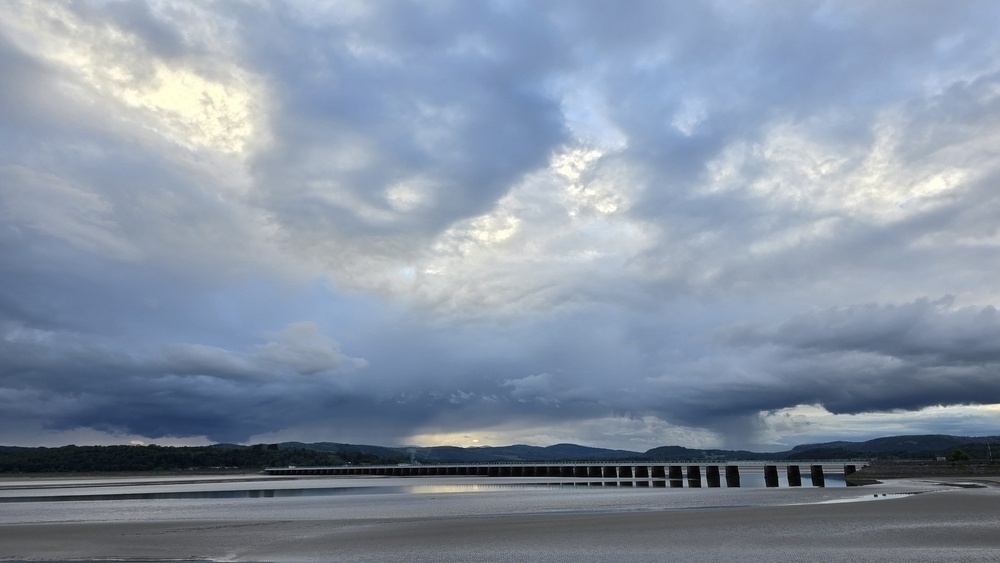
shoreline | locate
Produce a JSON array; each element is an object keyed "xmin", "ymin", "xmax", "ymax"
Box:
[{"xmin": 848, "ymin": 474, "xmax": 1000, "ymax": 487}]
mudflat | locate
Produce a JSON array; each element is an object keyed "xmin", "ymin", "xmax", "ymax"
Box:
[{"xmin": 2, "ymin": 483, "xmax": 999, "ymax": 562}]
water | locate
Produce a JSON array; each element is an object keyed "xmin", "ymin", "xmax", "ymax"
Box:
[
  {"xmin": 0, "ymin": 474, "xmax": 890, "ymax": 527},
  {"xmin": 0, "ymin": 473, "xmax": 845, "ymax": 503},
  {"xmin": 1, "ymin": 476, "xmax": 985, "ymax": 562}
]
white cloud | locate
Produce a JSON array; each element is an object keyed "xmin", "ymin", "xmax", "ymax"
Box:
[{"xmin": 0, "ymin": 1, "xmax": 264, "ymax": 154}]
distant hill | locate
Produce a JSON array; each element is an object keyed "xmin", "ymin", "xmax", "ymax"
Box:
[
  {"xmin": 639, "ymin": 445, "xmax": 771, "ymax": 461},
  {"xmin": 278, "ymin": 441, "xmax": 404, "ymax": 460},
  {"xmin": 4, "ymin": 434, "xmax": 999, "ymax": 473},
  {"xmin": 783, "ymin": 434, "xmax": 1000, "ymax": 460},
  {"xmin": 298, "ymin": 434, "xmax": 1000, "ymax": 463},
  {"xmin": 278, "ymin": 434, "xmax": 1000, "ymax": 463}
]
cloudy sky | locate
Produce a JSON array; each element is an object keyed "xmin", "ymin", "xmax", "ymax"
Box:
[{"xmin": 3, "ymin": 0, "xmax": 1000, "ymax": 451}]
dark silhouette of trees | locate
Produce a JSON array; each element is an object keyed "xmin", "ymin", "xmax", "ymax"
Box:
[
  {"xmin": 950, "ymin": 448, "xmax": 971, "ymax": 462},
  {"xmin": 0, "ymin": 444, "xmax": 404, "ymax": 473}
]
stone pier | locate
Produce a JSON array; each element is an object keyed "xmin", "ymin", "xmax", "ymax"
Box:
[
  {"xmin": 787, "ymin": 465, "xmax": 802, "ymax": 487},
  {"xmin": 764, "ymin": 465, "xmax": 780, "ymax": 488},
  {"xmin": 725, "ymin": 465, "xmax": 741, "ymax": 487},
  {"xmin": 811, "ymin": 464, "xmax": 825, "ymax": 487},
  {"xmin": 705, "ymin": 465, "xmax": 721, "ymax": 488}
]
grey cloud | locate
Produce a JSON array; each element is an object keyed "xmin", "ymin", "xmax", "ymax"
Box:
[
  {"xmin": 252, "ymin": 322, "xmax": 368, "ymax": 375},
  {"xmin": 227, "ymin": 1, "xmax": 568, "ymax": 248},
  {"xmin": 733, "ymin": 297, "xmax": 1000, "ymax": 364},
  {"xmin": 0, "ymin": 319, "xmax": 367, "ymax": 442},
  {"xmin": 561, "ymin": 1, "xmax": 1000, "ymax": 295},
  {"xmin": 683, "ymin": 298, "xmax": 1000, "ymax": 426},
  {"xmin": 503, "ymin": 373, "xmax": 558, "ymax": 405},
  {"xmin": 68, "ymin": 0, "xmax": 189, "ymax": 59},
  {"xmin": 160, "ymin": 344, "xmax": 265, "ymax": 380},
  {"xmin": 5, "ymin": 1, "xmax": 1000, "ymax": 449}
]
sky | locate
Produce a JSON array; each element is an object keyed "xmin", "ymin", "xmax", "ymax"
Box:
[{"xmin": 2, "ymin": 0, "xmax": 1000, "ymax": 452}]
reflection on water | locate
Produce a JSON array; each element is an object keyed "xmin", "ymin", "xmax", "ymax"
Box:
[
  {"xmin": 815, "ymin": 492, "xmax": 918, "ymax": 504},
  {"xmin": 0, "ymin": 475, "xmax": 846, "ymax": 504},
  {"xmin": 0, "ymin": 486, "xmax": 402, "ymax": 503}
]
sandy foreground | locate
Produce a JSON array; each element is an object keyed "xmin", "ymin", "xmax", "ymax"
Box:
[{"xmin": 1, "ymin": 477, "xmax": 999, "ymax": 562}]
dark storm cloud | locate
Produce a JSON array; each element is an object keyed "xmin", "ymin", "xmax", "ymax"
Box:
[
  {"xmin": 0, "ymin": 315, "xmax": 368, "ymax": 442},
  {"xmin": 681, "ymin": 298, "xmax": 1000, "ymax": 422}
]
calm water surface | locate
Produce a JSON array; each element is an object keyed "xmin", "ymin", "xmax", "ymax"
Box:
[{"xmin": 0, "ymin": 473, "xmax": 916, "ymax": 528}]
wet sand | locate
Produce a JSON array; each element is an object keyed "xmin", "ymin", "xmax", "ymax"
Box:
[{"xmin": 2, "ymin": 479, "xmax": 999, "ymax": 562}]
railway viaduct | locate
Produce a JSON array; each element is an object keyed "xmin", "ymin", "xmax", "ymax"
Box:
[{"xmin": 263, "ymin": 461, "xmax": 866, "ymax": 487}]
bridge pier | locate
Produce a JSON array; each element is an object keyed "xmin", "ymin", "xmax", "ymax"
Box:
[
  {"xmin": 725, "ymin": 465, "xmax": 740, "ymax": 487},
  {"xmin": 787, "ymin": 465, "xmax": 802, "ymax": 487},
  {"xmin": 705, "ymin": 465, "xmax": 721, "ymax": 487},
  {"xmin": 764, "ymin": 465, "xmax": 779, "ymax": 488},
  {"xmin": 686, "ymin": 465, "xmax": 702, "ymax": 487},
  {"xmin": 810, "ymin": 465, "xmax": 825, "ymax": 487}
]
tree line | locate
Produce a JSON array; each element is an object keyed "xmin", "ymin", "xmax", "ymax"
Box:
[{"xmin": 0, "ymin": 444, "xmax": 406, "ymax": 473}]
